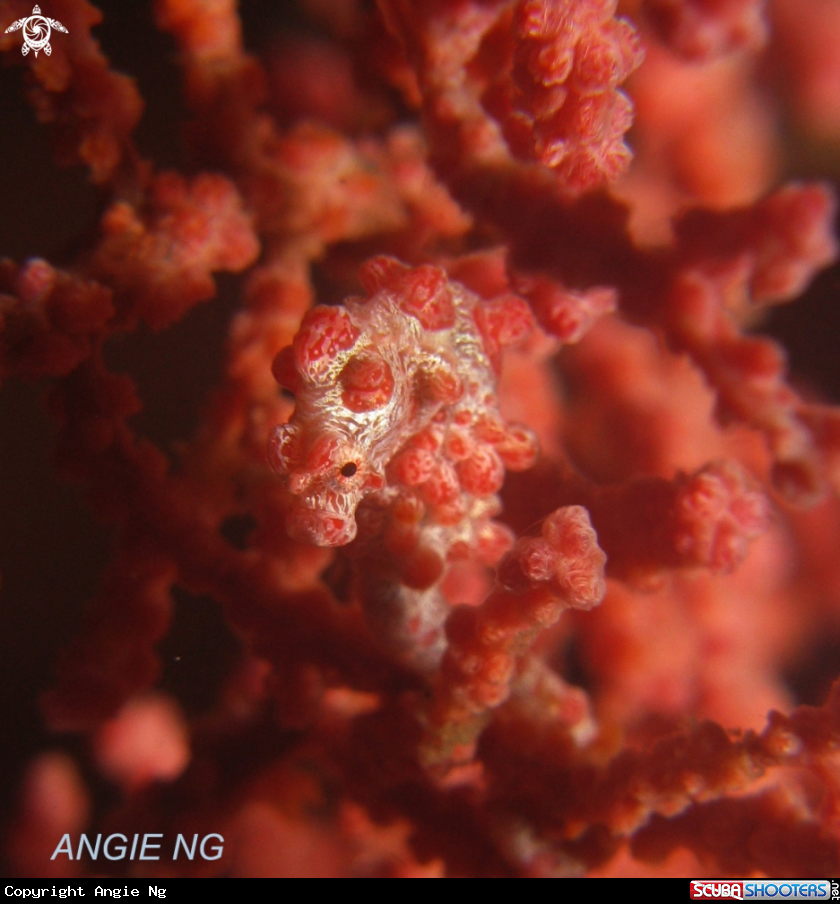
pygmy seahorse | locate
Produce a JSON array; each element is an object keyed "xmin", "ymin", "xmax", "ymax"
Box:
[{"xmin": 269, "ymin": 256, "xmax": 537, "ymax": 547}]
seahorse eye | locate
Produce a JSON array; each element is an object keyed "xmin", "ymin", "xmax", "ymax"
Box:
[{"xmin": 340, "ymin": 462, "xmax": 358, "ymax": 478}]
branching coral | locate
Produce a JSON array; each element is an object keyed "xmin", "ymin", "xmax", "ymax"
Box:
[{"xmin": 2, "ymin": 0, "xmax": 840, "ymax": 879}]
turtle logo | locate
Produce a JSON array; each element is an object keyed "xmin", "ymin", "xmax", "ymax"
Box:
[{"xmin": 5, "ymin": 5, "xmax": 68, "ymax": 57}]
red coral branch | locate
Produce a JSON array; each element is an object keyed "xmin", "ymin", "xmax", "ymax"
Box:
[
  {"xmin": 2, "ymin": 0, "xmax": 840, "ymax": 880},
  {"xmin": 0, "ymin": 258, "xmax": 113, "ymax": 382}
]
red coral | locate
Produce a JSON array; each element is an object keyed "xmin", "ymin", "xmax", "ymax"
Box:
[
  {"xmin": 3, "ymin": 0, "xmax": 840, "ymax": 881},
  {"xmin": 501, "ymin": 0, "xmax": 644, "ymax": 186},
  {"xmin": 643, "ymin": 0, "xmax": 768, "ymax": 61},
  {"xmin": 0, "ymin": 259, "xmax": 113, "ymax": 382},
  {"xmin": 671, "ymin": 460, "xmax": 771, "ymax": 573},
  {"xmin": 91, "ymin": 172, "xmax": 260, "ymax": 329},
  {"xmin": 472, "ymin": 0, "xmax": 645, "ymax": 188},
  {"xmin": 423, "ymin": 505, "xmax": 606, "ymax": 772}
]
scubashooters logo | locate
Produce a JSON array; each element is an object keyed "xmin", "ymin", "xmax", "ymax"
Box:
[
  {"xmin": 4, "ymin": 5, "xmax": 68, "ymax": 57},
  {"xmin": 690, "ymin": 880, "xmax": 834, "ymax": 900}
]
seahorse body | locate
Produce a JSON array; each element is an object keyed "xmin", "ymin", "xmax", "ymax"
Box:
[{"xmin": 269, "ymin": 256, "xmax": 538, "ymax": 666}]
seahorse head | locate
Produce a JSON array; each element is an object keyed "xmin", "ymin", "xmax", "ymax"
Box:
[
  {"xmin": 268, "ymin": 296, "xmax": 405, "ymax": 546},
  {"xmin": 269, "ymin": 422, "xmax": 387, "ymax": 546}
]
